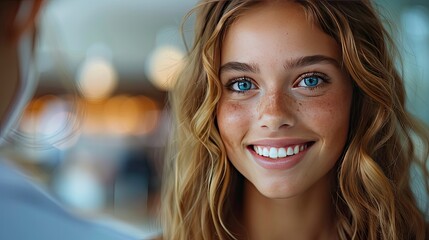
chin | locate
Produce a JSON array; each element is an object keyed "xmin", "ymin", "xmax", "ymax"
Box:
[{"xmin": 251, "ymin": 179, "xmax": 304, "ymax": 200}]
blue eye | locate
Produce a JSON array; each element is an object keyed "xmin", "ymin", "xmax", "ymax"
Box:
[
  {"xmin": 303, "ymin": 76, "xmax": 319, "ymax": 86},
  {"xmin": 229, "ymin": 78, "xmax": 255, "ymax": 92},
  {"xmin": 296, "ymin": 73, "xmax": 327, "ymax": 88}
]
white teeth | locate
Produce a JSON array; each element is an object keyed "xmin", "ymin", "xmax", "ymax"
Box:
[
  {"xmin": 253, "ymin": 143, "xmax": 308, "ymax": 159},
  {"xmin": 287, "ymin": 147, "xmax": 294, "ymax": 156},
  {"xmin": 262, "ymin": 147, "xmax": 269, "ymax": 157},
  {"xmin": 278, "ymin": 148, "xmax": 287, "ymax": 158},
  {"xmin": 269, "ymin": 148, "xmax": 278, "ymax": 158},
  {"xmin": 294, "ymin": 145, "xmax": 299, "ymax": 154}
]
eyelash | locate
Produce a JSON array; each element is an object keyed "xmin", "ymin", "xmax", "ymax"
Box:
[
  {"xmin": 226, "ymin": 77, "xmax": 256, "ymax": 94},
  {"xmin": 295, "ymin": 72, "xmax": 330, "ymax": 90},
  {"xmin": 225, "ymin": 72, "xmax": 330, "ymax": 93}
]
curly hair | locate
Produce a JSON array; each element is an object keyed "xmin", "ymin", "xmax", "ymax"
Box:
[{"xmin": 161, "ymin": 1, "xmax": 429, "ymax": 239}]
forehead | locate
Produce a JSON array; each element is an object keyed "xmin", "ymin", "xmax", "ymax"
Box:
[{"xmin": 221, "ymin": 1, "xmax": 340, "ymax": 64}]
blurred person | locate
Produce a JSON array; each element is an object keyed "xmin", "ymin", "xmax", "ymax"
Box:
[
  {"xmin": 162, "ymin": 0, "xmax": 429, "ymax": 239},
  {"xmin": 0, "ymin": 1, "xmax": 140, "ymax": 239}
]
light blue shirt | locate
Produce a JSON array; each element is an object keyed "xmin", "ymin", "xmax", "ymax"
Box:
[{"xmin": 0, "ymin": 160, "xmax": 140, "ymax": 240}]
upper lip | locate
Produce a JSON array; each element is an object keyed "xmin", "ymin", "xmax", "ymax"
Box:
[{"xmin": 248, "ymin": 138, "xmax": 314, "ymax": 148}]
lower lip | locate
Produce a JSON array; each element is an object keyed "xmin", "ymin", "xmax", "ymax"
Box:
[{"xmin": 248, "ymin": 145, "xmax": 310, "ymax": 170}]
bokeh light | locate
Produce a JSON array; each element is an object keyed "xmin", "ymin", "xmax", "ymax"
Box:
[
  {"xmin": 77, "ymin": 56, "xmax": 118, "ymax": 101},
  {"xmin": 19, "ymin": 95, "xmax": 81, "ymax": 149},
  {"xmin": 146, "ymin": 45, "xmax": 184, "ymax": 91},
  {"xmin": 104, "ymin": 95, "xmax": 140, "ymax": 135},
  {"xmin": 133, "ymin": 95, "xmax": 160, "ymax": 136}
]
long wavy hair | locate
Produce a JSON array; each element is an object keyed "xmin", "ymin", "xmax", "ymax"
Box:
[{"xmin": 161, "ymin": 0, "xmax": 429, "ymax": 239}]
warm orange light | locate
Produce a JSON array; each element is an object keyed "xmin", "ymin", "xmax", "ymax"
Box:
[
  {"xmin": 19, "ymin": 95, "xmax": 81, "ymax": 149},
  {"xmin": 103, "ymin": 95, "xmax": 140, "ymax": 135},
  {"xmin": 81, "ymin": 100, "xmax": 105, "ymax": 135},
  {"xmin": 134, "ymin": 95, "xmax": 160, "ymax": 135},
  {"xmin": 20, "ymin": 95, "xmax": 60, "ymax": 134}
]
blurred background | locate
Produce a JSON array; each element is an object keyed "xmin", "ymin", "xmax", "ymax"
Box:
[{"xmin": 0, "ymin": 0, "xmax": 428, "ymax": 238}]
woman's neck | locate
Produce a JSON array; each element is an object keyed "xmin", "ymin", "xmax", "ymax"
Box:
[{"xmin": 238, "ymin": 173, "xmax": 337, "ymax": 240}]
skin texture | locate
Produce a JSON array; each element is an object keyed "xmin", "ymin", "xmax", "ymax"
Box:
[{"xmin": 216, "ymin": 1, "xmax": 353, "ymax": 239}]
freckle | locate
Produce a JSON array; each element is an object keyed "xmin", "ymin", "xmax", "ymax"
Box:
[{"xmin": 230, "ymin": 102, "xmax": 240, "ymax": 111}]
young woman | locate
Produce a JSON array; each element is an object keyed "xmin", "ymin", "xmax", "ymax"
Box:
[{"xmin": 161, "ymin": 0, "xmax": 429, "ymax": 239}]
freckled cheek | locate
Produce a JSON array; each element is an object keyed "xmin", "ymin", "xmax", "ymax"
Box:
[
  {"xmin": 299, "ymin": 94, "xmax": 352, "ymax": 140},
  {"xmin": 216, "ymin": 99, "xmax": 252, "ymax": 147}
]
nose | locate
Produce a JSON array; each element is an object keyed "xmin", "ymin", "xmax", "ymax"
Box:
[{"xmin": 258, "ymin": 91, "xmax": 295, "ymax": 131}]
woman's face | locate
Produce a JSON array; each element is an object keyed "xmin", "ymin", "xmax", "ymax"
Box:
[{"xmin": 217, "ymin": 2, "xmax": 353, "ymax": 199}]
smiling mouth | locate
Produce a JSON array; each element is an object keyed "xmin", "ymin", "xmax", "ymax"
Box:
[{"xmin": 249, "ymin": 142, "xmax": 314, "ymax": 159}]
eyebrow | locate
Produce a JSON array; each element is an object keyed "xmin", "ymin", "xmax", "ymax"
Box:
[
  {"xmin": 283, "ymin": 55, "xmax": 340, "ymax": 69},
  {"xmin": 220, "ymin": 61, "xmax": 260, "ymax": 74},
  {"xmin": 219, "ymin": 55, "xmax": 340, "ymax": 74}
]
